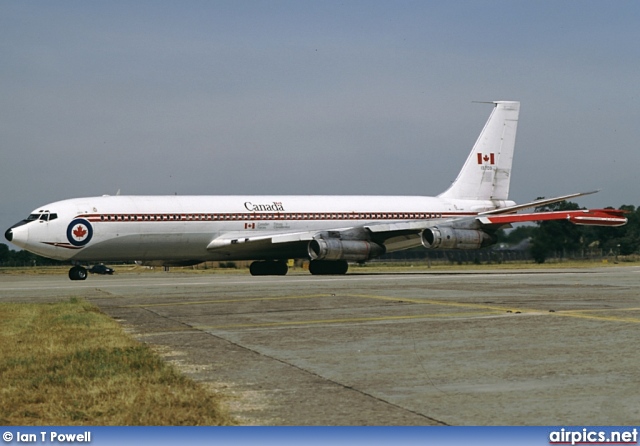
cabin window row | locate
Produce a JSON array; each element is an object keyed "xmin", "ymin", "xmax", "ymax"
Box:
[{"xmin": 98, "ymin": 212, "xmax": 443, "ymax": 222}]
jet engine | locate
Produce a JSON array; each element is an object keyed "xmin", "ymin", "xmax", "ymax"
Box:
[
  {"xmin": 308, "ymin": 238, "xmax": 385, "ymax": 261},
  {"xmin": 421, "ymin": 226, "xmax": 495, "ymax": 250}
]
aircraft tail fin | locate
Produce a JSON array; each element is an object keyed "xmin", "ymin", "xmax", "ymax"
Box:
[{"xmin": 438, "ymin": 101, "xmax": 520, "ymax": 201}]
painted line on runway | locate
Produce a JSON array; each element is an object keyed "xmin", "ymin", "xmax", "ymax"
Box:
[
  {"xmin": 346, "ymin": 294, "xmax": 640, "ymax": 324},
  {"xmin": 120, "ymin": 292, "xmax": 532, "ymax": 313},
  {"xmin": 345, "ymin": 293, "xmax": 536, "ymax": 314},
  {"xmin": 552, "ymin": 310, "xmax": 640, "ymax": 324},
  {"xmin": 193, "ymin": 306, "xmax": 640, "ymax": 330},
  {"xmin": 134, "ymin": 329, "xmax": 204, "ymax": 338},
  {"xmin": 121, "ymin": 294, "xmax": 329, "ymax": 308},
  {"xmin": 121, "ymin": 291, "xmax": 539, "ymax": 322},
  {"xmin": 194, "ymin": 310, "xmax": 509, "ymax": 330}
]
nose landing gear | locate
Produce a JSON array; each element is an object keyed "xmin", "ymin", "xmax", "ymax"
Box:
[{"xmin": 69, "ymin": 265, "xmax": 88, "ymax": 281}]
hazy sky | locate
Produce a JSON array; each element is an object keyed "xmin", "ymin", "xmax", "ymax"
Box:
[{"xmin": 2, "ymin": 1, "xmax": 639, "ymax": 247}]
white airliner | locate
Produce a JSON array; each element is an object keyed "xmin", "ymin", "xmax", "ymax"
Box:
[{"xmin": 5, "ymin": 101, "xmax": 627, "ymax": 280}]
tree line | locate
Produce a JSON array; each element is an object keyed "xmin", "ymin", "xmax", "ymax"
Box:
[
  {"xmin": 0, "ymin": 243, "xmax": 66, "ymax": 267},
  {"xmin": 1, "ymin": 201, "xmax": 638, "ymax": 267},
  {"xmin": 524, "ymin": 201, "xmax": 639, "ymax": 263}
]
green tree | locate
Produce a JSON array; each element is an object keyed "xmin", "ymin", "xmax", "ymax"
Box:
[
  {"xmin": 530, "ymin": 200, "xmax": 583, "ymax": 264},
  {"xmin": 13, "ymin": 249, "xmax": 38, "ymax": 266},
  {"xmin": 614, "ymin": 205, "xmax": 640, "ymax": 255},
  {"xmin": 581, "ymin": 205, "xmax": 639, "ymax": 256},
  {"xmin": 0, "ymin": 243, "xmax": 10, "ymax": 264}
]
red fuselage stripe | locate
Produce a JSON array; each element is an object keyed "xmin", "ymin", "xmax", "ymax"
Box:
[{"xmin": 80, "ymin": 211, "xmax": 477, "ymax": 223}]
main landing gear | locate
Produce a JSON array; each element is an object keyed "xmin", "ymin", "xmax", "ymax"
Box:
[
  {"xmin": 248, "ymin": 260, "xmax": 349, "ymax": 276},
  {"xmin": 249, "ymin": 260, "xmax": 289, "ymax": 276},
  {"xmin": 69, "ymin": 265, "xmax": 88, "ymax": 281}
]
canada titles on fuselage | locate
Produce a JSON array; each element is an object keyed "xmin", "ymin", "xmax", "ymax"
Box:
[{"xmin": 244, "ymin": 201, "xmax": 285, "ymax": 212}]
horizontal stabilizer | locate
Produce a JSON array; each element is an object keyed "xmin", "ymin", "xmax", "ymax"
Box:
[{"xmin": 477, "ymin": 208, "xmax": 627, "ymax": 227}]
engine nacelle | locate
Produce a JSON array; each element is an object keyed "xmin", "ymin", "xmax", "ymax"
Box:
[
  {"xmin": 421, "ymin": 226, "xmax": 495, "ymax": 250},
  {"xmin": 308, "ymin": 238, "xmax": 385, "ymax": 261}
]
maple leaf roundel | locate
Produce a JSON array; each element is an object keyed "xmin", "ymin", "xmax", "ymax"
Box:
[{"xmin": 66, "ymin": 218, "xmax": 93, "ymax": 246}]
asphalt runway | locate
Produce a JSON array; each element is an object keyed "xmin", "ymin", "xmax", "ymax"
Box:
[{"xmin": 2, "ymin": 266, "xmax": 639, "ymax": 425}]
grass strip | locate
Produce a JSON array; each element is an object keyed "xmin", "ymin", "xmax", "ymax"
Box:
[{"xmin": 0, "ymin": 298, "xmax": 234, "ymax": 425}]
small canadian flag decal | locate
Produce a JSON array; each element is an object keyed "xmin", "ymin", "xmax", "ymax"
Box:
[{"xmin": 477, "ymin": 152, "xmax": 495, "ymax": 165}]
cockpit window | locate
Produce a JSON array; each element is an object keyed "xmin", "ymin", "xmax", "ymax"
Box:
[{"xmin": 26, "ymin": 211, "xmax": 57, "ymax": 222}]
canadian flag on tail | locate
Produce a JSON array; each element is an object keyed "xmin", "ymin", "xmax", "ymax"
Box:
[{"xmin": 477, "ymin": 152, "xmax": 495, "ymax": 165}]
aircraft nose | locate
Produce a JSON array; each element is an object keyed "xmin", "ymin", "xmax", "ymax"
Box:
[{"xmin": 5, "ymin": 221, "xmax": 29, "ymax": 247}]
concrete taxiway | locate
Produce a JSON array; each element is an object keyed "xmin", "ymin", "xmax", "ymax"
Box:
[{"xmin": 2, "ymin": 266, "xmax": 639, "ymax": 425}]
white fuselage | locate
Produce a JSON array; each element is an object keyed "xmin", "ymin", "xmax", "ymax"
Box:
[{"xmin": 8, "ymin": 195, "xmax": 512, "ymax": 263}]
